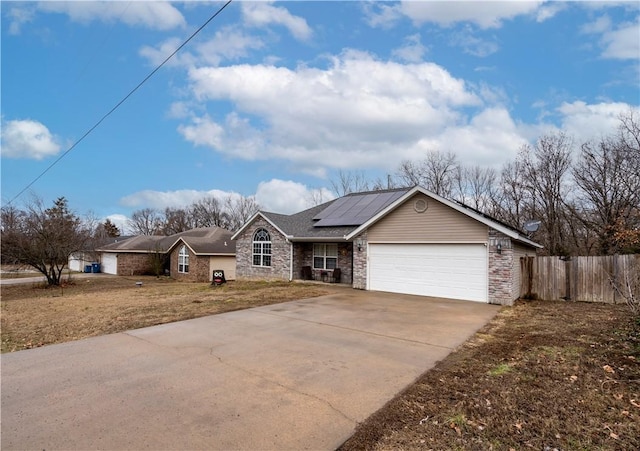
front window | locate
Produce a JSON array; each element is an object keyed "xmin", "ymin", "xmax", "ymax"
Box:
[
  {"xmin": 178, "ymin": 245, "xmax": 189, "ymax": 273},
  {"xmin": 253, "ymin": 228, "xmax": 272, "ymax": 267},
  {"xmin": 313, "ymin": 244, "xmax": 337, "ymax": 270}
]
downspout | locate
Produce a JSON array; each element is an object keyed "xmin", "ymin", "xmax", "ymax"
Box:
[{"xmin": 288, "ymin": 238, "xmax": 293, "ymax": 281}]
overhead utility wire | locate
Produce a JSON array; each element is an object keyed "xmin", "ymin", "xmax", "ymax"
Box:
[{"xmin": 6, "ymin": 0, "xmax": 234, "ymax": 206}]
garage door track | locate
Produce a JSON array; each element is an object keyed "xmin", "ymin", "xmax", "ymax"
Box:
[{"xmin": 1, "ymin": 289, "xmax": 499, "ymax": 450}]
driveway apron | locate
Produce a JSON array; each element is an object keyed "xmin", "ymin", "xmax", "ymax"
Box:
[{"xmin": 1, "ymin": 289, "xmax": 500, "ymax": 450}]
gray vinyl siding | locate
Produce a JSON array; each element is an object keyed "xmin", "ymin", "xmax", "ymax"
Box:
[{"xmin": 368, "ymin": 193, "xmax": 488, "ymax": 243}]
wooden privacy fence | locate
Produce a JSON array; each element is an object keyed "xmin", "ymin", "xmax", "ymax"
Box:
[{"xmin": 520, "ymin": 254, "xmax": 640, "ymax": 303}]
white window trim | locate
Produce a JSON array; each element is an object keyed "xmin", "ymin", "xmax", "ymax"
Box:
[
  {"xmin": 178, "ymin": 245, "xmax": 189, "ymax": 273},
  {"xmin": 252, "ymin": 228, "xmax": 272, "ymax": 267},
  {"xmin": 313, "ymin": 243, "xmax": 338, "ymax": 270}
]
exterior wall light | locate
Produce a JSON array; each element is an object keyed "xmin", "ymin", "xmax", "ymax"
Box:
[
  {"xmin": 496, "ymin": 242, "xmax": 502, "ymax": 254},
  {"xmin": 355, "ymin": 237, "xmax": 364, "ymax": 251}
]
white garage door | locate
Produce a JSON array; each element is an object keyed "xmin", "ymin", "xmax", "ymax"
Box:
[
  {"xmin": 368, "ymin": 244, "xmax": 488, "ymax": 302},
  {"xmin": 101, "ymin": 254, "xmax": 118, "ymax": 275}
]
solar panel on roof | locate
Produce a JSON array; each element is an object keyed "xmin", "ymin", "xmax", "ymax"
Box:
[{"xmin": 313, "ymin": 190, "xmax": 408, "ymax": 227}]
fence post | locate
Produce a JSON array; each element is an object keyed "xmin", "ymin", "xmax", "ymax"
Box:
[
  {"xmin": 613, "ymin": 254, "xmax": 618, "ymax": 304},
  {"xmin": 559, "ymin": 256, "xmax": 572, "ymax": 301}
]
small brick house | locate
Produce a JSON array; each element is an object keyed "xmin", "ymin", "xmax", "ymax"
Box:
[
  {"xmin": 232, "ymin": 186, "xmax": 541, "ymax": 305},
  {"xmin": 97, "ymin": 227, "xmax": 236, "ymax": 282}
]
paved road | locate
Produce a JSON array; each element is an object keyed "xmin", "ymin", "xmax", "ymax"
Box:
[{"xmin": 1, "ymin": 289, "xmax": 500, "ymax": 450}]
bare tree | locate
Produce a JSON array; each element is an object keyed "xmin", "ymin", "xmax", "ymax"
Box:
[
  {"xmin": 370, "ymin": 174, "xmax": 400, "ymax": 191},
  {"xmin": 609, "ymin": 257, "xmax": 640, "ymax": 314},
  {"xmin": 162, "ymin": 207, "xmax": 192, "ymax": 235},
  {"xmin": 396, "ymin": 150, "xmax": 458, "ymax": 197},
  {"xmin": 305, "ymin": 188, "xmax": 330, "ymax": 207},
  {"xmin": 572, "ymin": 124, "xmax": 640, "ymax": 254},
  {"xmin": 493, "ymin": 159, "xmax": 531, "ymax": 230},
  {"xmin": 520, "ymin": 133, "xmax": 573, "ymax": 255},
  {"xmin": 224, "ymin": 195, "xmax": 260, "ymax": 231},
  {"xmin": 0, "ymin": 205, "xmax": 26, "ymax": 265},
  {"xmin": 1, "ymin": 197, "xmax": 92, "ymax": 286},
  {"xmin": 454, "ymin": 165, "xmax": 498, "ymax": 213},
  {"xmin": 128, "ymin": 208, "xmax": 163, "ymax": 236},
  {"xmin": 330, "ymin": 170, "xmax": 371, "ymax": 196},
  {"xmin": 190, "ymin": 196, "xmax": 229, "ymax": 228}
]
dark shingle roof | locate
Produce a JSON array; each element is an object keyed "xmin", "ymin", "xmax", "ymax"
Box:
[
  {"xmin": 261, "ymin": 188, "xmax": 411, "ymax": 240},
  {"xmin": 98, "ymin": 227, "xmax": 235, "ymax": 255},
  {"xmin": 165, "ymin": 227, "xmax": 235, "ymax": 254}
]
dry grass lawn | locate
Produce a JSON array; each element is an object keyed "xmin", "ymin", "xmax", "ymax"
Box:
[
  {"xmin": 340, "ymin": 300, "xmax": 640, "ymax": 451},
  {"xmin": 1, "ymin": 275, "xmax": 333, "ymax": 353}
]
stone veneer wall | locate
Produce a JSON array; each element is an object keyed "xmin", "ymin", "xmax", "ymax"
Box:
[
  {"xmin": 352, "ymin": 232, "xmax": 367, "ymax": 289},
  {"xmin": 235, "ymin": 217, "xmax": 291, "ymax": 280},
  {"xmin": 488, "ymin": 229, "xmax": 515, "ymax": 306},
  {"xmin": 117, "ymin": 253, "xmax": 153, "ymax": 276},
  {"xmin": 292, "ymin": 242, "xmax": 353, "ymax": 283},
  {"xmin": 292, "ymin": 243, "xmax": 309, "ymax": 280},
  {"xmin": 169, "ymin": 247, "xmax": 210, "ymax": 282}
]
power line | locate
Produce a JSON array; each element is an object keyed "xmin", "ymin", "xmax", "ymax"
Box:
[{"xmin": 6, "ymin": 0, "xmax": 234, "ymax": 206}]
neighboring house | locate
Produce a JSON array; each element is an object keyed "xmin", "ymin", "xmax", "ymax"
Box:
[
  {"xmin": 68, "ymin": 251, "xmax": 96, "ymax": 273},
  {"xmin": 69, "ymin": 236, "xmax": 134, "ymax": 272},
  {"xmin": 232, "ymin": 186, "xmax": 542, "ymax": 305},
  {"xmin": 96, "ymin": 227, "xmax": 236, "ymax": 282}
]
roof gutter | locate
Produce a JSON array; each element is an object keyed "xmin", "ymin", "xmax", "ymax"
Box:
[{"xmin": 287, "ymin": 236, "xmax": 350, "ymax": 243}]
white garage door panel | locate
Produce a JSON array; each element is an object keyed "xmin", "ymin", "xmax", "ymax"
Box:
[
  {"xmin": 369, "ymin": 244, "xmax": 487, "ymax": 302},
  {"xmin": 101, "ymin": 254, "xmax": 118, "ymax": 275}
]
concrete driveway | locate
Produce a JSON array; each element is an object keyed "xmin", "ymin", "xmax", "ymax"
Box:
[{"xmin": 1, "ymin": 289, "xmax": 500, "ymax": 450}]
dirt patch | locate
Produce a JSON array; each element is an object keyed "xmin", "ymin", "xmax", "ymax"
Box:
[
  {"xmin": 340, "ymin": 300, "xmax": 640, "ymax": 451},
  {"xmin": 1, "ymin": 276, "xmax": 335, "ymax": 353}
]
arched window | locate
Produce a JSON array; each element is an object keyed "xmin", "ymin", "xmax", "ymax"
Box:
[
  {"xmin": 178, "ymin": 245, "xmax": 189, "ymax": 273},
  {"xmin": 252, "ymin": 228, "xmax": 272, "ymax": 267}
]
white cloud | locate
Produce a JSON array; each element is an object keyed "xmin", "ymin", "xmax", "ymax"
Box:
[
  {"xmin": 37, "ymin": 1, "xmax": 185, "ymax": 30},
  {"xmin": 181, "ymin": 51, "xmax": 482, "ymax": 172},
  {"xmin": 557, "ymin": 101, "xmax": 639, "ymax": 142},
  {"xmin": 5, "ymin": 4, "xmax": 35, "ymax": 34},
  {"xmin": 178, "ymin": 113, "xmax": 264, "ymax": 160},
  {"xmin": 437, "ymin": 107, "xmax": 529, "ymax": 166},
  {"xmin": 450, "ymin": 26, "xmax": 499, "ymax": 57},
  {"xmin": 0, "ymin": 119, "xmax": 61, "ymax": 160},
  {"xmin": 139, "ymin": 37, "xmax": 196, "ymax": 68},
  {"xmin": 241, "ymin": 1, "xmax": 312, "ymax": 41},
  {"xmin": 177, "ymin": 49, "xmax": 637, "ymax": 177},
  {"xmin": 363, "ymin": 2, "xmax": 403, "ymax": 29},
  {"xmin": 368, "ymin": 1, "xmax": 545, "ymax": 29},
  {"xmin": 119, "ymin": 182, "xmax": 333, "ymax": 216},
  {"xmin": 581, "ymin": 15, "xmax": 612, "ymax": 34},
  {"xmin": 167, "ymin": 101, "xmax": 193, "ymax": 120},
  {"xmin": 120, "ymin": 188, "xmax": 237, "ymax": 210},
  {"xmin": 392, "ymin": 34, "xmax": 427, "ymax": 63},
  {"xmin": 255, "ymin": 179, "xmax": 335, "ymax": 214},
  {"xmin": 139, "ymin": 27, "xmax": 264, "ymax": 68},
  {"xmin": 600, "ymin": 18, "xmax": 640, "ymax": 60},
  {"xmin": 535, "ymin": 2, "xmax": 566, "ymax": 22},
  {"xmin": 582, "ymin": 15, "xmax": 640, "ymax": 60}
]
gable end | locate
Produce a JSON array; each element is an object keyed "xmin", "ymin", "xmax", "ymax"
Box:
[{"xmin": 367, "ymin": 193, "xmax": 488, "ymax": 243}]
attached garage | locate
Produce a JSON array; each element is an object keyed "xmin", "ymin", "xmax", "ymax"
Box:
[
  {"xmin": 368, "ymin": 243, "xmax": 488, "ymax": 302},
  {"xmin": 209, "ymin": 256, "xmax": 236, "ymax": 281},
  {"xmin": 101, "ymin": 253, "xmax": 118, "ymax": 275}
]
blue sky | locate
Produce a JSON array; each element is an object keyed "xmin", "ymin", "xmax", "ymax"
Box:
[{"xmin": 1, "ymin": 1, "xmax": 639, "ymax": 231}]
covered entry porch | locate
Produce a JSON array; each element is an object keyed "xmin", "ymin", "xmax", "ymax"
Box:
[{"xmin": 292, "ymin": 241, "xmax": 354, "ymax": 284}]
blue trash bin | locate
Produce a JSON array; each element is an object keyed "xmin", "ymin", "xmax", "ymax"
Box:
[
  {"xmin": 91, "ymin": 263, "xmax": 101, "ymax": 273},
  {"xmin": 85, "ymin": 265, "xmax": 92, "ymax": 273}
]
